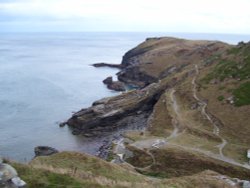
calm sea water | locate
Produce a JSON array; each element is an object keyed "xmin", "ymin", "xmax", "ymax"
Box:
[{"xmin": 0, "ymin": 32, "xmax": 249, "ymax": 162}]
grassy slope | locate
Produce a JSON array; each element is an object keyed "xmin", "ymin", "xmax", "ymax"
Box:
[
  {"xmin": 10, "ymin": 152, "xmax": 150, "ymax": 188},
  {"xmin": 10, "ymin": 161, "xmax": 103, "ymax": 188},
  {"xmin": 9, "ymin": 152, "xmax": 236, "ymax": 188},
  {"xmin": 123, "ymin": 39, "xmax": 250, "ymax": 181}
]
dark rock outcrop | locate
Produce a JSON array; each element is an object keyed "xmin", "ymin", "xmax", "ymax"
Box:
[
  {"xmin": 117, "ymin": 66, "xmax": 157, "ymax": 88},
  {"xmin": 107, "ymin": 81, "xmax": 125, "ymax": 91},
  {"xmin": 59, "ymin": 122, "xmax": 67, "ymax": 127},
  {"xmin": 34, "ymin": 146, "xmax": 59, "ymax": 157},
  {"xmin": 103, "ymin": 76, "xmax": 113, "ymax": 85},
  {"xmin": 103, "ymin": 76, "xmax": 126, "ymax": 91},
  {"xmin": 92, "ymin": 63, "xmax": 122, "ymax": 68},
  {"xmin": 67, "ymin": 82, "xmax": 166, "ymax": 132}
]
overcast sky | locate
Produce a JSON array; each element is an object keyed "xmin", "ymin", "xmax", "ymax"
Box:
[{"xmin": 0, "ymin": 0, "xmax": 250, "ymax": 33}]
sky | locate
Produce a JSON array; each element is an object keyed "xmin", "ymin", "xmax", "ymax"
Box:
[{"xmin": 0, "ymin": 0, "xmax": 250, "ymax": 33}]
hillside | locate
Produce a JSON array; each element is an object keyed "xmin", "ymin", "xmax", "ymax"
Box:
[
  {"xmin": 6, "ymin": 152, "xmax": 247, "ymax": 187},
  {"xmin": 66, "ymin": 37, "xmax": 250, "ymax": 186},
  {"xmin": 4, "ymin": 37, "xmax": 250, "ymax": 188}
]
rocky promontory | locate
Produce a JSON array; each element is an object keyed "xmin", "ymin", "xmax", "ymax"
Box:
[
  {"xmin": 92, "ymin": 62, "xmax": 122, "ymax": 68},
  {"xmin": 67, "ymin": 81, "xmax": 168, "ymax": 134},
  {"xmin": 64, "ymin": 37, "xmax": 250, "ymax": 184},
  {"xmin": 4, "ymin": 37, "xmax": 250, "ymax": 187},
  {"xmin": 68, "ymin": 37, "xmax": 229, "ymax": 134},
  {"xmin": 116, "ymin": 37, "xmax": 229, "ymax": 87}
]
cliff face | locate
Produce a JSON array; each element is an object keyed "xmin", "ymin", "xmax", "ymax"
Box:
[
  {"xmin": 117, "ymin": 37, "xmax": 229, "ymax": 87},
  {"xmin": 67, "ymin": 82, "xmax": 162, "ymax": 131},
  {"xmin": 64, "ymin": 37, "xmax": 250, "ymax": 185}
]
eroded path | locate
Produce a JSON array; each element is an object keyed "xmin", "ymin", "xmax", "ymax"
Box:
[
  {"xmin": 167, "ymin": 89, "xmax": 181, "ymax": 139},
  {"xmin": 192, "ymin": 65, "xmax": 227, "ymax": 158}
]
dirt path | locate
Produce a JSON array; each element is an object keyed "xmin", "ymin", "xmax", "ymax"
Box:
[
  {"xmin": 168, "ymin": 89, "xmax": 180, "ymax": 139},
  {"xmin": 192, "ymin": 65, "xmax": 227, "ymax": 158}
]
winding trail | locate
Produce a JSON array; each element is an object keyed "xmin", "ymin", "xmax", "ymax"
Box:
[
  {"xmin": 111, "ymin": 64, "xmax": 250, "ymax": 172},
  {"xmin": 192, "ymin": 65, "xmax": 227, "ymax": 158},
  {"xmin": 164, "ymin": 66, "xmax": 250, "ymax": 170}
]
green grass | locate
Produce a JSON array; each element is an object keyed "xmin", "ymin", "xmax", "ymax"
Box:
[
  {"xmin": 227, "ymin": 44, "xmax": 250, "ymax": 56},
  {"xmin": 203, "ymin": 54, "xmax": 221, "ymax": 65},
  {"xmin": 213, "ymin": 60, "xmax": 241, "ymax": 81},
  {"xmin": 202, "ymin": 45, "xmax": 250, "ymax": 84},
  {"xmin": 233, "ymin": 82, "xmax": 250, "ymax": 106},
  {"xmin": 202, "ymin": 58, "xmax": 250, "ymax": 83},
  {"xmin": 217, "ymin": 95, "xmax": 224, "ymax": 101},
  {"xmin": 31, "ymin": 152, "xmax": 145, "ymax": 183},
  {"xmin": 138, "ymin": 170, "xmax": 169, "ymax": 178},
  {"xmin": 227, "ymin": 47, "xmax": 241, "ymax": 55},
  {"xmin": 11, "ymin": 162, "xmax": 103, "ymax": 188}
]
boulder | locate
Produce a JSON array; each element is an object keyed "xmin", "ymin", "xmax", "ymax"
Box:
[
  {"xmin": 34, "ymin": 146, "xmax": 59, "ymax": 157},
  {"xmin": 226, "ymin": 96, "xmax": 234, "ymax": 104},
  {"xmin": 11, "ymin": 177, "xmax": 26, "ymax": 187},
  {"xmin": 59, "ymin": 122, "xmax": 67, "ymax": 127},
  {"xmin": 103, "ymin": 77, "xmax": 126, "ymax": 91},
  {"xmin": 107, "ymin": 81, "xmax": 126, "ymax": 92},
  {"xmin": 103, "ymin": 76, "xmax": 113, "ymax": 85},
  {"xmin": 0, "ymin": 163, "xmax": 17, "ymax": 182},
  {"xmin": 0, "ymin": 161, "xmax": 26, "ymax": 188}
]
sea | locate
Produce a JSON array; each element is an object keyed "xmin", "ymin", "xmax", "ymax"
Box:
[{"xmin": 0, "ymin": 32, "xmax": 249, "ymax": 162}]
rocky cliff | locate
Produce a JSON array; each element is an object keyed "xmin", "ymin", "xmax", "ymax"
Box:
[
  {"xmin": 65, "ymin": 37, "xmax": 250, "ymax": 186},
  {"xmin": 117, "ymin": 37, "xmax": 229, "ymax": 87},
  {"xmin": 10, "ymin": 37, "xmax": 250, "ymax": 188}
]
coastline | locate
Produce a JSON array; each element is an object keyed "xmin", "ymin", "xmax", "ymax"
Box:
[
  {"xmin": 2, "ymin": 35, "xmax": 250, "ymax": 187},
  {"xmin": 2, "ymin": 32, "xmax": 250, "ymax": 162},
  {"xmin": 65, "ymin": 37, "xmax": 231, "ymax": 159}
]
